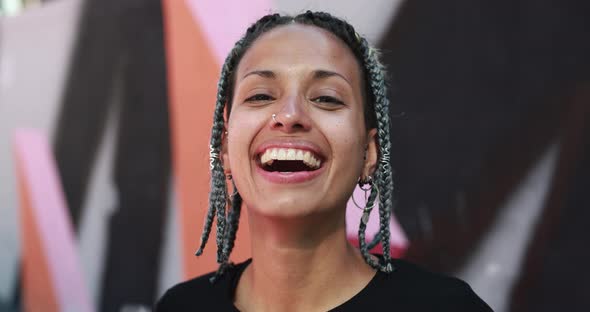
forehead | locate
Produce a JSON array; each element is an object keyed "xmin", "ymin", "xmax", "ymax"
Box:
[{"xmin": 236, "ymin": 23, "xmax": 361, "ymax": 83}]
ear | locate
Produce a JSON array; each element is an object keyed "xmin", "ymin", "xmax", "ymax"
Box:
[
  {"xmin": 363, "ymin": 128, "xmax": 378, "ymax": 178},
  {"xmin": 221, "ymin": 127, "xmax": 231, "ymax": 175}
]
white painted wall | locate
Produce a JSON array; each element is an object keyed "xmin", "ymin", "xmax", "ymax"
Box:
[{"xmin": 457, "ymin": 142, "xmax": 559, "ymax": 311}]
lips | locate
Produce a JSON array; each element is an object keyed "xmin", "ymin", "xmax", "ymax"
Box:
[{"xmin": 254, "ymin": 141, "xmax": 326, "ymax": 183}]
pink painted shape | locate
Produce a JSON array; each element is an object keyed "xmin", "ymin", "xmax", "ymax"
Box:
[
  {"xmin": 185, "ymin": 0, "xmax": 273, "ymax": 64},
  {"xmin": 346, "ymin": 186, "xmax": 409, "ymax": 257},
  {"xmin": 14, "ymin": 129, "xmax": 94, "ymax": 312}
]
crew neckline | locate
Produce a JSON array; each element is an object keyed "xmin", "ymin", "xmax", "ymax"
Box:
[{"xmin": 226, "ymin": 258, "xmax": 387, "ymax": 311}]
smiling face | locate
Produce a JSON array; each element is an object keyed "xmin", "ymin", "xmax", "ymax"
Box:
[{"xmin": 223, "ymin": 24, "xmax": 378, "ymax": 219}]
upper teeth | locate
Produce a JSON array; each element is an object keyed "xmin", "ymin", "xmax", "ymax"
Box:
[{"xmin": 260, "ymin": 148, "xmax": 321, "ymax": 169}]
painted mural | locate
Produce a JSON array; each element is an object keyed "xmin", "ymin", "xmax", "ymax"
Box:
[{"xmin": 0, "ymin": 0, "xmax": 588, "ymax": 311}]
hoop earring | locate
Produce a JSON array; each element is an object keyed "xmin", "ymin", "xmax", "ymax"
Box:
[{"xmin": 351, "ymin": 176, "xmax": 377, "ymax": 211}]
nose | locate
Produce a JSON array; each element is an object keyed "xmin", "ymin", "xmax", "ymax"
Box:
[{"xmin": 270, "ymin": 95, "xmax": 311, "ymax": 132}]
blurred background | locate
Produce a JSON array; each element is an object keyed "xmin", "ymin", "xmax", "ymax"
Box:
[{"xmin": 1, "ymin": 0, "xmax": 589, "ymax": 311}]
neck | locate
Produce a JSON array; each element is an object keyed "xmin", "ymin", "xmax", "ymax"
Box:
[{"xmin": 234, "ymin": 208, "xmax": 376, "ymax": 312}]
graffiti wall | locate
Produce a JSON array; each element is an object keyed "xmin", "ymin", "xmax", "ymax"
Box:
[{"xmin": 0, "ymin": 0, "xmax": 588, "ymax": 311}]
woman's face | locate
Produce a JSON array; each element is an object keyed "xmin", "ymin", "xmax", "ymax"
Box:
[{"xmin": 223, "ymin": 24, "xmax": 377, "ymax": 219}]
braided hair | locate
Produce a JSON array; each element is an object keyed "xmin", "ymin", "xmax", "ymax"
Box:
[{"xmin": 198, "ymin": 11, "xmax": 395, "ymax": 282}]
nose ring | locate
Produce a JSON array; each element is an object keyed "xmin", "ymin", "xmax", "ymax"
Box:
[{"xmin": 272, "ymin": 113, "xmax": 277, "ymax": 123}]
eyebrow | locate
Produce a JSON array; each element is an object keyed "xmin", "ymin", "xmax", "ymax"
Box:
[
  {"xmin": 241, "ymin": 69, "xmax": 351, "ymax": 86},
  {"xmin": 312, "ymin": 70, "xmax": 351, "ymax": 86},
  {"xmin": 241, "ymin": 70, "xmax": 276, "ymax": 80}
]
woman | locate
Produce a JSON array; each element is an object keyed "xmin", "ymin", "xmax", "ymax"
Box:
[{"xmin": 157, "ymin": 11, "xmax": 492, "ymax": 311}]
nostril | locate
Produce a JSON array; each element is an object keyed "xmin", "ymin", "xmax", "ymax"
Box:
[{"xmin": 270, "ymin": 111, "xmax": 310, "ymax": 132}]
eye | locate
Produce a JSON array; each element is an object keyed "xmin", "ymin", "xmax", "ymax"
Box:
[
  {"xmin": 311, "ymin": 96, "xmax": 344, "ymax": 105},
  {"xmin": 245, "ymin": 93, "xmax": 275, "ymax": 102}
]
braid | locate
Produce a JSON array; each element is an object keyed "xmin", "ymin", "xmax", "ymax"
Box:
[
  {"xmin": 198, "ymin": 42, "xmax": 246, "ymax": 281},
  {"xmin": 209, "ymin": 182, "xmax": 242, "ymax": 283},
  {"xmin": 222, "ymin": 181, "xmax": 242, "ymax": 260},
  {"xmin": 195, "ymin": 35, "xmax": 246, "ymax": 258},
  {"xmin": 359, "ymin": 37, "xmax": 395, "ymax": 273},
  {"xmin": 357, "ymin": 183, "xmax": 381, "ymax": 270},
  {"xmin": 199, "ymin": 10, "xmax": 396, "ymax": 281},
  {"xmin": 195, "ymin": 55, "xmax": 232, "ymax": 258}
]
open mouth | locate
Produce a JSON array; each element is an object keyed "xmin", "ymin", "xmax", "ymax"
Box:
[{"xmin": 258, "ymin": 148, "xmax": 322, "ymax": 172}]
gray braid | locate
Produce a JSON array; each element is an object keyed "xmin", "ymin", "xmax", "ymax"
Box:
[
  {"xmin": 222, "ymin": 181, "xmax": 242, "ymax": 260},
  {"xmin": 196, "ymin": 39, "xmax": 245, "ymax": 259},
  {"xmin": 358, "ymin": 37, "xmax": 395, "ymax": 273},
  {"xmin": 357, "ymin": 183, "xmax": 381, "ymax": 269},
  {"xmin": 210, "ymin": 182, "xmax": 242, "ymax": 283}
]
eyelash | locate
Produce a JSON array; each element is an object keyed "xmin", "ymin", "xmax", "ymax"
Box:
[
  {"xmin": 311, "ymin": 96, "xmax": 344, "ymax": 105},
  {"xmin": 244, "ymin": 94, "xmax": 344, "ymax": 106},
  {"xmin": 245, "ymin": 94, "xmax": 275, "ymax": 102}
]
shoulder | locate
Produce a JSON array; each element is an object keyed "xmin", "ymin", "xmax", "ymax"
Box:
[
  {"xmin": 155, "ymin": 260, "xmax": 250, "ymax": 312},
  {"xmin": 370, "ymin": 258, "xmax": 493, "ymax": 311},
  {"xmin": 386, "ymin": 258, "xmax": 470, "ymax": 293},
  {"xmin": 155, "ymin": 272, "xmax": 219, "ymax": 311}
]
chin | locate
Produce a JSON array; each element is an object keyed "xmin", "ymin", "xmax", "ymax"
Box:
[
  {"xmin": 250, "ymin": 195, "xmax": 350, "ymax": 225},
  {"xmin": 247, "ymin": 195, "xmax": 322, "ymax": 219}
]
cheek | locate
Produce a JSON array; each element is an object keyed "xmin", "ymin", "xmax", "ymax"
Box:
[
  {"xmin": 226, "ymin": 110, "xmax": 264, "ymax": 183},
  {"xmin": 328, "ymin": 112, "xmax": 366, "ymax": 150},
  {"xmin": 324, "ymin": 116, "xmax": 366, "ymax": 171},
  {"xmin": 226, "ymin": 130, "xmax": 253, "ymax": 201},
  {"xmin": 227, "ymin": 108, "xmax": 260, "ymax": 145},
  {"xmin": 333, "ymin": 132, "xmax": 365, "ymax": 168},
  {"xmin": 227, "ymin": 126, "xmax": 253, "ymax": 170}
]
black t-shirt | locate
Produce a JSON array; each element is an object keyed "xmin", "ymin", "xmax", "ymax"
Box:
[{"xmin": 156, "ymin": 258, "xmax": 493, "ymax": 311}]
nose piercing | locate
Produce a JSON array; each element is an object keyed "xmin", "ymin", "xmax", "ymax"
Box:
[{"xmin": 272, "ymin": 113, "xmax": 277, "ymax": 123}]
